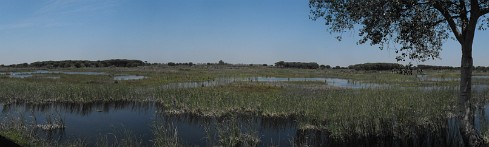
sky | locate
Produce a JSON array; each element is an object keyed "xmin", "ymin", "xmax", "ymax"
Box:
[{"xmin": 0, "ymin": 0, "xmax": 488, "ymax": 67}]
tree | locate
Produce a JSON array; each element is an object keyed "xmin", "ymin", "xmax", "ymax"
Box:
[
  {"xmin": 218, "ymin": 60, "xmax": 225, "ymax": 65},
  {"xmin": 320, "ymin": 64, "xmax": 326, "ymax": 69},
  {"xmin": 310, "ymin": 0, "xmax": 489, "ymax": 145},
  {"xmin": 325, "ymin": 65, "xmax": 331, "ymax": 69},
  {"xmin": 275, "ymin": 61, "xmax": 285, "ymax": 67}
]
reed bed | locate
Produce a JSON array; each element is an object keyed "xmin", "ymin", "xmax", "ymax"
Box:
[{"xmin": 0, "ymin": 67, "xmax": 488, "ymax": 145}]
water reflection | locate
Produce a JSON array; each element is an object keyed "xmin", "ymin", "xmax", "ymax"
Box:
[
  {"xmin": 7, "ymin": 71, "xmax": 106, "ymax": 78},
  {"xmin": 160, "ymin": 77, "xmax": 239, "ymax": 89},
  {"xmin": 61, "ymin": 71, "xmax": 105, "ymax": 75},
  {"xmin": 113, "ymin": 75, "xmax": 146, "ymax": 81},
  {"xmin": 0, "ymin": 101, "xmax": 484, "ymax": 146},
  {"xmin": 252, "ymin": 77, "xmax": 386, "ymax": 89},
  {"xmin": 160, "ymin": 77, "xmax": 386, "ymax": 89},
  {"xmin": 1, "ymin": 101, "xmax": 156, "ymax": 146},
  {"xmin": 9, "ymin": 74, "xmax": 33, "ymax": 78}
]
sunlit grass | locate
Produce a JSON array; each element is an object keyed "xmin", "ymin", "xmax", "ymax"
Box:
[{"xmin": 0, "ymin": 66, "xmax": 488, "ymax": 145}]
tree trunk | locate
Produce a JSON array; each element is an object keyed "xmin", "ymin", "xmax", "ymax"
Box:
[{"xmin": 458, "ymin": 42, "xmax": 481, "ymax": 146}]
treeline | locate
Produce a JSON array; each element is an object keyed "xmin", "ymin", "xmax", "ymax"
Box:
[
  {"xmin": 476, "ymin": 66, "xmax": 489, "ymax": 71},
  {"xmin": 348, "ymin": 63, "xmax": 404, "ymax": 70},
  {"xmin": 167, "ymin": 60, "xmax": 228, "ymax": 66},
  {"xmin": 348, "ymin": 63, "xmax": 489, "ymax": 71},
  {"xmin": 7, "ymin": 59, "xmax": 145, "ymax": 68},
  {"xmin": 417, "ymin": 65, "xmax": 458, "ymax": 70},
  {"xmin": 417, "ymin": 65, "xmax": 489, "ymax": 71},
  {"xmin": 167, "ymin": 62, "xmax": 194, "ymax": 66},
  {"xmin": 275, "ymin": 61, "xmax": 319, "ymax": 69}
]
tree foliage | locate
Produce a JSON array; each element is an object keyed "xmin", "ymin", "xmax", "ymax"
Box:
[
  {"xmin": 310, "ymin": 0, "xmax": 489, "ymax": 145},
  {"xmin": 309, "ymin": 0, "xmax": 489, "ymax": 61},
  {"xmin": 348, "ymin": 63, "xmax": 404, "ymax": 70},
  {"xmin": 417, "ymin": 64, "xmax": 458, "ymax": 70},
  {"xmin": 16, "ymin": 59, "xmax": 145, "ymax": 68},
  {"xmin": 275, "ymin": 61, "xmax": 320, "ymax": 69},
  {"xmin": 167, "ymin": 62, "xmax": 193, "ymax": 66}
]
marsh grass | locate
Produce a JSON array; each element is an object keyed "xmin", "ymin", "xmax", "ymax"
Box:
[
  {"xmin": 0, "ymin": 108, "xmax": 86, "ymax": 146},
  {"xmin": 95, "ymin": 128, "xmax": 144, "ymax": 147},
  {"xmin": 0, "ymin": 112, "xmax": 54, "ymax": 146},
  {"xmin": 152, "ymin": 121, "xmax": 180, "ymax": 146},
  {"xmin": 1, "ymin": 67, "xmax": 489, "ymax": 145},
  {"xmin": 215, "ymin": 114, "xmax": 261, "ymax": 146}
]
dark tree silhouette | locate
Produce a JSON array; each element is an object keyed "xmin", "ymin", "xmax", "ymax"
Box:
[
  {"xmin": 274, "ymin": 61, "xmax": 320, "ymax": 69},
  {"xmin": 348, "ymin": 63, "xmax": 404, "ymax": 71},
  {"xmin": 310, "ymin": 0, "xmax": 489, "ymax": 145},
  {"xmin": 218, "ymin": 60, "xmax": 225, "ymax": 65},
  {"xmin": 25, "ymin": 59, "xmax": 144, "ymax": 68}
]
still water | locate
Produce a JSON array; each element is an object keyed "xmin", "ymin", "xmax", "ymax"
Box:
[
  {"xmin": 160, "ymin": 77, "xmax": 386, "ymax": 89},
  {"xmin": 113, "ymin": 75, "xmax": 146, "ymax": 81},
  {"xmin": 0, "ymin": 101, "xmax": 298, "ymax": 146},
  {"xmin": 2, "ymin": 100, "xmax": 487, "ymax": 146}
]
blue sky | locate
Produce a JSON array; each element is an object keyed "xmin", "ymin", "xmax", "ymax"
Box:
[{"xmin": 0, "ymin": 0, "xmax": 488, "ymax": 66}]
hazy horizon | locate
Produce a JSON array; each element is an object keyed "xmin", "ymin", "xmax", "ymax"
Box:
[{"xmin": 1, "ymin": 0, "xmax": 488, "ymax": 67}]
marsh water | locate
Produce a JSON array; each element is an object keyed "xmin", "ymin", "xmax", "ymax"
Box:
[
  {"xmin": 4, "ymin": 70, "xmax": 489, "ymax": 93},
  {"xmin": 113, "ymin": 75, "xmax": 146, "ymax": 80},
  {"xmin": 2, "ymin": 71, "xmax": 489, "ymax": 145},
  {"xmin": 0, "ymin": 102, "xmax": 299, "ymax": 146},
  {"xmin": 7, "ymin": 71, "xmax": 105, "ymax": 78},
  {"xmin": 160, "ymin": 77, "xmax": 387, "ymax": 89},
  {"xmin": 3, "ymin": 101, "xmax": 489, "ymax": 146},
  {"xmin": 6, "ymin": 70, "xmax": 489, "ymax": 90},
  {"xmin": 250, "ymin": 77, "xmax": 387, "ymax": 88}
]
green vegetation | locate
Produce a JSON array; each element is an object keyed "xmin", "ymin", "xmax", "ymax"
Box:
[
  {"xmin": 8, "ymin": 59, "xmax": 146, "ymax": 68},
  {"xmin": 274, "ymin": 61, "xmax": 320, "ymax": 69},
  {"xmin": 348, "ymin": 63, "xmax": 404, "ymax": 71},
  {"xmin": 309, "ymin": 0, "xmax": 489, "ymax": 145},
  {"xmin": 0, "ymin": 65, "xmax": 488, "ymax": 146}
]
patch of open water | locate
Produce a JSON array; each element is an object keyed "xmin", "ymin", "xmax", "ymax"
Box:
[
  {"xmin": 160, "ymin": 77, "xmax": 387, "ymax": 89},
  {"xmin": 2, "ymin": 101, "xmax": 487, "ymax": 146},
  {"xmin": 0, "ymin": 102, "xmax": 299, "ymax": 146},
  {"xmin": 113, "ymin": 75, "xmax": 146, "ymax": 81},
  {"xmin": 7, "ymin": 71, "xmax": 106, "ymax": 78}
]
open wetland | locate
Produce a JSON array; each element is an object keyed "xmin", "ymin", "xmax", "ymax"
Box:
[{"xmin": 1, "ymin": 67, "xmax": 489, "ymax": 146}]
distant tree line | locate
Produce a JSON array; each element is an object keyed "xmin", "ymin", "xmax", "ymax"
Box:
[
  {"xmin": 417, "ymin": 65, "xmax": 489, "ymax": 71},
  {"xmin": 319, "ymin": 65, "xmax": 331, "ymax": 69},
  {"xmin": 202, "ymin": 60, "xmax": 229, "ymax": 66},
  {"xmin": 167, "ymin": 62, "xmax": 194, "ymax": 66},
  {"xmin": 475, "ymin": 66, "xmax": 489, "ymax": 72},
  {"xmin": 417, "ymin": 64, "xmax": 458, "ymax": 70},
  {"xmin": 274, "ymin": 61, "xmax": 319, "ymax": 69},
  {"xmin": 7, "ymin": 59, "xmax": 145, "ymax": 68},
  {"xmin": 348, "ymin": 63, "xmax": 404, "ymax": 70}
]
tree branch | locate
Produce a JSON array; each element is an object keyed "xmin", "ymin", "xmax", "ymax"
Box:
[
  {"xmin": 433, "ymin": 1, "xmax": 463, "ymax": 43},
  {"xmin": 459, "ymin": 0, "xmax": 469, "ymax": 29},
  {"xmin": 431, "ymin": 15, "xmax": 462, "ymax": 27},
  {"xmin": 481, "ymin": 8, "xmax": 489, "ymax": 15}
]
